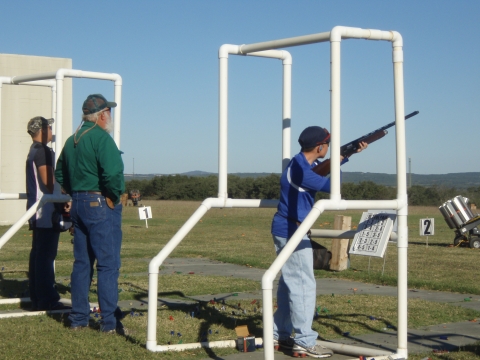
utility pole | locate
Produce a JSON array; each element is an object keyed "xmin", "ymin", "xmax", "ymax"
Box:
[{"xmin": 133, "ymin": 158, "xmax": 135, "ymax": 180}]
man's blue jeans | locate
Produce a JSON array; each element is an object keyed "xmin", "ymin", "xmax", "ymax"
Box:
[
  {"xmin": 272, "ymin": 234, "xmax": 318, "ymax": 348},
  {"xmin": 29, "ymin": 228, "xmax": 60, "ymax": 310},
  {"xmin": 68, "ymin": 192, "xmax": 123, "ymax": 331}
]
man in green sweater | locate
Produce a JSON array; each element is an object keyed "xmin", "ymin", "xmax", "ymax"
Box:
[{"xmin": 55, "ymin": 94, "xmax": 125, "ymax": 334}]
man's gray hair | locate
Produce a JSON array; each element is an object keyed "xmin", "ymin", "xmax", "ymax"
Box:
[{"xmin": 82, "ymin": 112, "xmax": 100, "ymax": 123}]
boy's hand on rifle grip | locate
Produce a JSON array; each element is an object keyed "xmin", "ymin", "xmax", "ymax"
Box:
[
  {"xmin": 341, "ymin": 142, "xmax": 367, "ymax": 161},
  {"xmin": 356, "ymin": 141, "xmax": 368, "ymax": 153}
]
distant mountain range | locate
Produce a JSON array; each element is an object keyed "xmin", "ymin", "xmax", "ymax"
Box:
[{"xmin": 125, "ymin": 171, "xmax": 480, "ymax": 189}]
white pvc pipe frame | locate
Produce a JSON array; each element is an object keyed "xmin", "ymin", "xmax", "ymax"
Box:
[
  {"xmin": 0, "ymin": 70, "xmax": 123, "ymax": 277},
  {"xmin": 147, "ymin": 26, "xmax": 407, "ymax": 360},
  {"xmin": 9, "ymin": 69, "xmax": 123, "ymax": 155}
]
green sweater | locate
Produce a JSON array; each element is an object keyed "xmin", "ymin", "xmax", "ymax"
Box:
[{"xmin": 55, "ymin": 121, "xmax": 125, "ymax": 204}]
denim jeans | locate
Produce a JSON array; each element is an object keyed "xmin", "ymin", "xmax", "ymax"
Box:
[
  {"xmin": 29, "ymin": 228, "xmax": 60, "ymax": 309},
  {"xmin": 68, "ymin": 192, "xmax": 123, "ymax": 331},
  {"xmin": 272, "ymin": 234, "xmax": 318, "ymax": 348}
]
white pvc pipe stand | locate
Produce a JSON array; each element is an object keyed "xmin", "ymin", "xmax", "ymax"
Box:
[{"xmin": 146, "ymin": 26, "xmax": 408, "ymax": 359}]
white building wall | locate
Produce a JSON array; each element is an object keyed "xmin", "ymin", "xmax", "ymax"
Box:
[{"xmin": 0, "ymin": 53, "xmax": 72, "ymax": 225}]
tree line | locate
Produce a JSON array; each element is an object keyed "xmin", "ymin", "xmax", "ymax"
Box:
[{"xmin": 126, "ymin": 174, "xmax": 480, "ymax": 207}]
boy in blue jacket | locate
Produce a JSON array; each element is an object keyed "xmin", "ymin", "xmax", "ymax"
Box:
[{"xmin": 271, "ymin": 126, "xmax": 367, "ymax": 358}]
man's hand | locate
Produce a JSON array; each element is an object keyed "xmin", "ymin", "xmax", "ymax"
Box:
[{"xmin": 106, "ymin": 196, "xmax": 115, "ymax": 210}]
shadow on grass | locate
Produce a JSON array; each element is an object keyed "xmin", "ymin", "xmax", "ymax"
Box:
[
  {"xmin": 0, "ymin": 273, "xmax": 29, "ymax": 301},
  {"xmin": 454, "ymin": 342, "xmax": 480, "ymax": 356},
  {"xmin": 46, "ymin": 307, "xmax": 144, "ymax": 348},
  {"xmin": 138, "ymin": 291, "xmax": 263, "ymax": 359},
  {"xmin": 315, "ymin": 312, "xmax": 397, "ymax": 351},
  {"xmin": 316, "ymin": 313, "xmax": 480, "ymax": 354},
  {"xmin": 409, "ymin": 241, "xmax": 456, "ymax": 247}
]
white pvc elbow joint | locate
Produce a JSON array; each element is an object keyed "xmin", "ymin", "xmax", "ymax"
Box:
[
  {"xmin": 112, "ymin": 74, "xmax": 122, "ymax": 86},
  {"xmin": 330, "ymin": 26, "xmax": 345, "ymax": 42},
  {"xmin": 280, "ymin": 50, "xmax": 292, "ymax": 65},
  {"xmin": 219, "ymin": 44, "xmax": 240, "ymax": 58},
  {"xmin": 390, "ymin": 31, "xmax": 403, "ymax": 47}
]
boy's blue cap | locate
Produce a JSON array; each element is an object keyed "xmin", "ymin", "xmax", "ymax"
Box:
[{"xmin": 298, "ymin": 126, "xmax": 330, "ymax": 148}]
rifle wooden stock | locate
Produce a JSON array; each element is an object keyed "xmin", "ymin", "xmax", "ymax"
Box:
[
  {"xmin": 312, "ymin": 159, "xmax": 331, "ymax": 176},
  {"xmin": 311, "ymin": 111, "xmax": 419, "ymax": 177}
]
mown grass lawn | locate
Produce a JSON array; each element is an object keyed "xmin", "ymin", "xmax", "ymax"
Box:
[{"xmin": 1, "ymin": 200, "xmax": 479, "ymax": 359}]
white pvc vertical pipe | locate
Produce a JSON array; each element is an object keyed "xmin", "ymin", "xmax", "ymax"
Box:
[
  {"xmin": 391, "ymin": 32, "xmax": 408, "ymax": 359},
  {"xmin": 218, "ymin": 55, "xmax": 228, "ymax": 200},
  {"xmin": 261, "ymin": 284, "xmax": 275, "ymax": 360},
  {"xmin": 218, "ymin": 46, "xmax": 238, "ymax": 200},
  {"xmin": 51, "ymin": 84, "xmax": 56, "ymax": 120},
  {"xmin": 329, "ymin": 27, "xmax": 342, "ymax": 201},
  {"xmin": 282, "ymin": 55, "xmax": 292, "ymax": 171},
  {"xmin": 146, "ymin": 271, "xmax": 159, "ymax": 351},
  {"xmin": 55, "ymin": 76, "xmax": 64, "ymax": 165},
  {"xmin": 50, "ymin": 83, "xmax": 57, "ymax": 152},
  {"xmin": 114, "ymin": 81, "xmax": 122, "ymax": 148}
]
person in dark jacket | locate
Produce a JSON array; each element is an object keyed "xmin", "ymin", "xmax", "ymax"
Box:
[{"xmin": 26, "ymin": 116, "xmax": 67, "ymax": 311}]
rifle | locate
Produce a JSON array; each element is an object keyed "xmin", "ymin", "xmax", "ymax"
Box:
[{"xmin": 312, "ymin": 111, "xmax": 419, "ymax": 176}]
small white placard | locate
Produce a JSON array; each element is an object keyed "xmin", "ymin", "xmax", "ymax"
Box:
[
  {"xmin": 138, "ymin": 206, "xmax": 152, "ymax": 220},
  {"xmin": 350, "ymin": 212, "xmax": 396, "ymax": 258},
  {"xmin": 419, "ymin": 218, "xmax": 434, "ymax": 236}
]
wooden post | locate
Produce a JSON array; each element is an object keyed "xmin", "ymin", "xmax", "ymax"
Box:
[{"xmin": 330, "ymin": 215, "xmax": 351, "ymax": 271}]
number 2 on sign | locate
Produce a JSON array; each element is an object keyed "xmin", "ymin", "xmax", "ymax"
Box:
[{"xmin": 420, "ymin": 218, "xmax": 434, "ymax": 236}]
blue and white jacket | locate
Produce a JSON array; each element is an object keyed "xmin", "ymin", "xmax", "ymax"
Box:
[{"xmin": 271, "ymin": 152, "xmax": 348, "ymax": 238}]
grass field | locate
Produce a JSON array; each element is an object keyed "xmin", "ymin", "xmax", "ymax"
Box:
[{"xmin": 0, "ymin": 200, "xmax": 479, "ymax": 359}]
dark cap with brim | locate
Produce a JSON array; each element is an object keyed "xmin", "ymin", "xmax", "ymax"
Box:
[
  {"xmin": 298, "ymin": 126, "xmax": 331, "ymax": 149},
  {"xmin": 82, "ymin": 94, "xmax": 117, "ymax": 115},
  {"xmin": 27, "ymin": 116, "xmax": 54, "ymax": 135}
]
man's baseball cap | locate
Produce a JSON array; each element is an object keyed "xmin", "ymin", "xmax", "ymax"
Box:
[
  {"xmin": 27, "ymin": 116, "xmax": 54, "ymax": 135},
  {"xmin": 298, "ymin": 126, "xmax": 331, "ymax": 149},
  {"xmin": 82, "ymin": 94, "xmax": 117, "ymax": 115}
]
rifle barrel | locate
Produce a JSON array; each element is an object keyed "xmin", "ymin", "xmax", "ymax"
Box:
[{"xmin": 381, "ymin": 111, "xmax": 419, "ymax": 132}]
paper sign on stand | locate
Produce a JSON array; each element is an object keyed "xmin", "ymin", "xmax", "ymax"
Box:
[{"xmin": 138, "ymin": 206, "xmax": 153, "ymax": 228}]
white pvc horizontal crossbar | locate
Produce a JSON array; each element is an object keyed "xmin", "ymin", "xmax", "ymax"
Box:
[
  {"xmin": 0, "ymin": 297, "xmax": 30, "ymax": 305},
  {"xmin": 309, "ymin": 229, "xmax": 398, "ymax": 242},
  {"xmin": 0, "ymin": 299, "xmax": 101, "ymax": 320}
]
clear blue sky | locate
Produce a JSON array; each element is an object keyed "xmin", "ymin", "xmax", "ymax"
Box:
[{"xmin": 1, "ymin": 1, "xmax": 478, "ymax": 175}]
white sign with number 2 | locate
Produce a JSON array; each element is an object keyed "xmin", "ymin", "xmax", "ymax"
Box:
[{"xmin": 420, "ymin": 218, "xmax": 434, "ymax": 236}]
